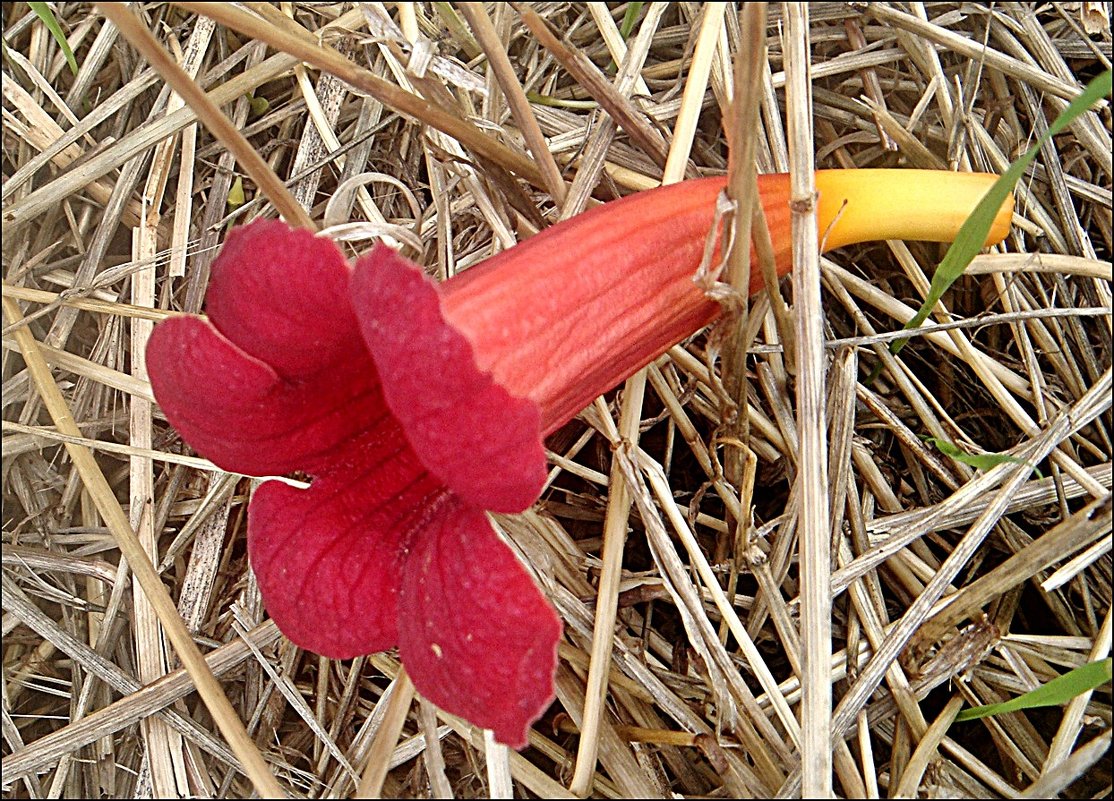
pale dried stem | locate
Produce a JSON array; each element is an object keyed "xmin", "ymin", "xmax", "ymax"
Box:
[
  {"xmin": 721, "ymin": 2, "xmax": 762, "ymax": 479},
  {"xmin": 96, "ymin": 3, "xmax": 313, "ymax": 230},
  {"xmin": 571, "ymin": 5, "xmax": 721, "ymax": 795},
  {"xmin": 356, "ymin": 669, "xmax": 415, "ymax": 799},
  {"xmin": 459, "ymin": 3, "xmax": 566, "ymax": 204},
  {"xmin": 1, "ymin": 296, "xmax": 284, "ymax": 797},
  {"xmin": 783, "ymin": 3, "xmax": 833, "ymax": 797}
]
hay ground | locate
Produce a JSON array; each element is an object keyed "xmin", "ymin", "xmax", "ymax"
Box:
[{"xmin": 2, "ymin": 2, "xmax": 1112, "ymax": 798}]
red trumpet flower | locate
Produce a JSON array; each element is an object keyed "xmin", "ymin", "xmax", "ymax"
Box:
[{"xmin": 147, "ymin": 170, "xmax": 1011, "ymax": 747}]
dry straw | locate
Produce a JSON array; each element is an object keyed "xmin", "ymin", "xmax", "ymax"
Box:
[{"xmin": 3, "ymin": 3, "xmax": 1110, "ymax": 799}]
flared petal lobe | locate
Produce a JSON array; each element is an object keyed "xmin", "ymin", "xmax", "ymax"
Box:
[
  {"xmin": 147, "ymin": 316, "xmax": 383, "ymax": 476},
  {"xmin": 247, "ymin": 415, "xmax": 447, "ymax": 659},
  {"xmin": 398, "ymin": 501, "xmax": 562, "ymax": 749},
  {"xmin": 350, "ymin": 246, "xmax": 546, "ymax": 514},
  {"xmin": 203, "ymin": 218, "xmax": 367, "ymax": 379},
  {"xmin": 146, "ymin": 221, "xmax": 384, "ymax": 477}
]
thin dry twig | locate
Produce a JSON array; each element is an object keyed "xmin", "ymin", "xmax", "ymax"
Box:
[{"xmin": 783, "ymin": 4, "xmax": 833, "ymax": 796}]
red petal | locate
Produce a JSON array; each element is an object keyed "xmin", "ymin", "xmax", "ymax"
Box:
[
  {"xmin": 204, "ymin": 219, "xmax": 366, "ymax": 380},
  {"xmin": 349, "ymin": 245, "xmax": 546, "ymax": 514},
  {"xmin": 247, "ymin": 420, "xmax": 447, "ymax": 660},
  {"xmin": 146, "ymin": 316, "xmax": 381, "ymax": 476},
  {"xmin": 398, "ymin": 501, "xmax": 562, "ymax": 748}
]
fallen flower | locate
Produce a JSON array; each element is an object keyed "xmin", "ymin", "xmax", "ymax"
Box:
[{"xmin": 147, "ymin": 169, "xmax": 1012, "ymax": 747}]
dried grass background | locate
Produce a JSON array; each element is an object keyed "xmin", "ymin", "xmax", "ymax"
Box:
[{"xmin": 2, "ymin": 2, "xmax": 1112, "ymax": 798}]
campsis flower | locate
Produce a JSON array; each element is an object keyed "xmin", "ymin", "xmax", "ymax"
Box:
[{"xmin": 147, "ymin": 170, "xmax": 1012, "ymax": 747}]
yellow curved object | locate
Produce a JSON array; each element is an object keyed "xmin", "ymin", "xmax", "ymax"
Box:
[{"xmin": 814, "ymin": 169, "xmax": 1014, "ymax": 252}]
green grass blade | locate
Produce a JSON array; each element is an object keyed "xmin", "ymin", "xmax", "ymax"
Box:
[
  {"xmin": 955, "ymin": 658, "xmax": 1112, "ymax": 722},
  {"xmin": 526, "ymin": 91, "xmax": 598, "ymax": 110},
  {"xmin": 926, "ymin": 437, "xmax": 1041, "ymax": 477},
  {"xmin": 890, "ymin": 68, "xmax": 1112, "ymax": 356},
  {"xmin": 27, "ymin": 2, "xmax": 79, "ymax": 76},
  {"xmin": 605, "ymin": 2, "xmax": 645, "ymax": 75},
  {"xmin": 619, "ymin": 3, "xmax": 645, "ymax": 40}
]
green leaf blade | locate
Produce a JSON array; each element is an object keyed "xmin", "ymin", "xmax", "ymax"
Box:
[
  {"xmin": 955, "ymin": 658, "xmax": 1112, "ymax": 722},
  {"xmin": 891, "ymin": 69, "xmax": 1112, "ymax": 356},
  {"xmin": 927, "ymin": 437, "xmax": 1041, "ymax": 477},
  {"xmin": 27, "ymin": 2, "xmax": 79, "ymax": 76}
]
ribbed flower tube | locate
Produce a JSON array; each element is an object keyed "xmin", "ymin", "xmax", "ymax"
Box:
[{"xmin": 353, "ymin": 170, "xmax": 1013, "ymax": 510}]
